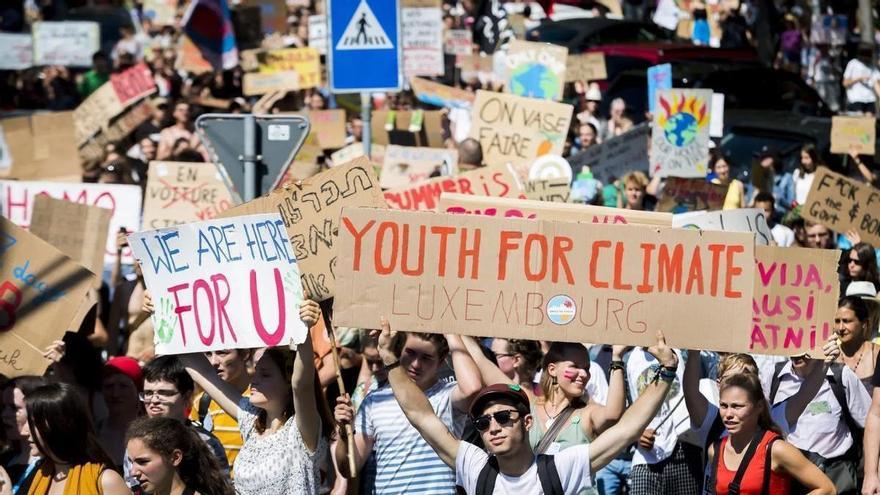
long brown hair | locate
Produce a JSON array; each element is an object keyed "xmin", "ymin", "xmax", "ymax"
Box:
[{"xmin": 718, "ymin": 373, "xmax": 781, "ymax": 434}]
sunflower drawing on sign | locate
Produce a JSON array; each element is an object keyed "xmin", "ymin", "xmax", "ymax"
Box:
[{"xmin": 650, "ymin": 89, "xmax": 712, "ymax": 179}]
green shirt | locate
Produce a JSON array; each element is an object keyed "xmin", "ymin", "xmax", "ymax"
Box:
[{"xmin": 78, "ymin": 70, "xmax": 109, "ymax": 97}]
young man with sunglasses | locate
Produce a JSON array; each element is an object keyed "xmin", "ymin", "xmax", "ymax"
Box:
[{"xmin": 373, "ymin": 318, "xmax": 679, "ymax": 494}]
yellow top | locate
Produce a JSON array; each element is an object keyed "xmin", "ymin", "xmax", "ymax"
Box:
[
  {"xmin": 713, "ymin": 177, "xmax": 744, "ymax": 210},
  {"xmin": 27, "ymin": 462, "xmax": 107, "ymax": 495}
]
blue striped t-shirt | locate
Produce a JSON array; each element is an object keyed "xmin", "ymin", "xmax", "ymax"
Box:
[{"xmin": 355, "ymin": 380, "xmax": 462, "ymax": 495}]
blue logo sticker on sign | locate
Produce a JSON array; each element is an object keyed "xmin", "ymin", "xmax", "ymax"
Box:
[{"xmin": 328, "ymin": 0, "xmax": 402, "ymax": 93}]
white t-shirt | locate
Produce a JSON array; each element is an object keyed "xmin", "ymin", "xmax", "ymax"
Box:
[
  {"xmin": 627, "ymin": 349, "xmax": 689, "ymax": 465},
  {"xmin": 771, "ymin": 223, "xmax": 795, "ymax": 247},
  {"xmin": 843, "ymin": 58, "xmax": 880, "ymax": 104},
  {"xmin": 793, "ymin": 169, "xmax": 815, "ymax": 205},
  {"xmin": 764, "ymin": 362, "xmax": 871, "ymax": 458},
  {"xmin": 587, "ymin": 361, "xmax": 609, "ymax": 406},
  {"xmin": 455, "ymin": 442, "xmax": 594, "ymax": 494}
]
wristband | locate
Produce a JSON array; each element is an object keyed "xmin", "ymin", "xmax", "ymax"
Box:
[
  {"xmin": 383, "ymin": 360, "xmax": 401, "ymax": 372},
  {"xmin": 609, "ymin": 361, "xmax": 625, "ymax": 372},
  {"xmin": 658, "ymin": 367, "xmax": 677, "ymax": 382}
]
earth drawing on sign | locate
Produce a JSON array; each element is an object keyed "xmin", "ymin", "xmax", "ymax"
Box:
[
  {"xmin": 510, "ymin": 63, "xmax": 560, "ymax": 100},
  {"xmin": 657, "ymin": 93, "xmax": 709, "ymax": 148}
]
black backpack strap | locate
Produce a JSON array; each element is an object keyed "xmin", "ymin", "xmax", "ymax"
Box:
[
  {"xmin": 727, "ymin": 429, "xmax": 766, "ymax": 495},
  {"xmin": 197, "ymin": 392, "xmax": 212, "ymax": 427},
  {"xmin": 827, "ymin": 363, "xmax": 861, "ymax": 442},
  {"xmin": 768, "ymin": 361, "xmax": 787, "ymax": 405},
  {"xmin": 760, "ymin": 434, "xmax": 782, "ymax": 495},
  {"xmin": 475, "ymin": 455, "xmax": 500, "ymax": 495},
  {"xmin": 536, "ymin": 454, "xmax": 564, "ymax": 495},
  {"xmin": 706, "ymin": 438, "xmax": 724, "ymax": 495}
]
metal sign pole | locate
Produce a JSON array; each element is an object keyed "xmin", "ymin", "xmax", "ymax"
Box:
[
  {"xmin": 242, "ymin": 114, "xmax": 258, "ymax": 202},
  {"xmin": 361, "ymin": 92, "xmax": 372, "ymax": 159}
]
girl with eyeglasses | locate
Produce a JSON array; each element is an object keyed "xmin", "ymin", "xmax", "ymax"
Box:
[{"xmin": 125, "ymin": 416, "xmax": 234, "ymax": 495}]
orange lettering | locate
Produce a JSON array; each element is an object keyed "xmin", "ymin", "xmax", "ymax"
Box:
[
  {"xmin": 342, "ymin": 217, "xmax": 375, "ymax": 271},
  {"xmin": 590, "ymin": 240, "xmax": 611, "ymax": 289},
  {"xmin": 708, "ymin": 244, "xmax": 725, "ymax": 297},
  {"xmin": 498, "ymin": 231, "xmax": 521, "ymax": 281},
  {"xmin": 374, "ymin": 222, "xmax": 398, "ymax": 275},
  {"xmin": 552, "ymin": 236, "xmax": 574, "ymax": 284},
  {"xmin": 637, "ymin": 243, "xmax": 655, "ymax": 293},
  {"xmin": 612, "ymin": 243, "xmax": 632, "ymax": 290},
  {"xmin": 724, "ymin": 245, "xmax": 745, "ymax": 298},
  {"xmin": 657, "ymin": 244, "xmax": 683, "ymax": 293},
  {"xmin": 524, "ymin": 234, "xmax": 548, "ymax": 282},
  {"xmin": 431, "ymin": 226, "xmax": 456, "ymax": 276}
]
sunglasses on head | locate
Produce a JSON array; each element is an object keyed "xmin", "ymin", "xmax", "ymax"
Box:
[{"xmin": 472, "ymin": 409, "xmax": 521, "ymax": 432}]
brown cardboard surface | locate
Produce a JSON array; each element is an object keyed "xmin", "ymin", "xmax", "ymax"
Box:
[
  {"xmin": 29, "ymin": 195, "xmax": 111, "ymax": 285},
  {"xmin": 565, "ymin": 53, "xmax": 607, "ymax": 82},
  {"xmin": 2, "ymin": 112, "xmax": 82, "ymax": 180},
  {"xmin": 751, "ymin": 245, "xmax": 840, "ymax": 357},
  {"xmin": 801, "ymin": 167, "xmax": 880, "ymax": 246},
  {"xmin": 0, "ymin": 216, "xmax": 95, "ymax": 377},
  {"xmin": 332, "ymin": 208, "xmax": 755, "ymax": 351},
  {"xmin": 384, "ymin": 164, "xmax": 524, "ymax": 211},
  {"xmin": 469, "ymin": 90, "xmax": 573, "ymax": 168},
  {"xmin": 438, "ymin": 193, "xmax": 673, "ymax": 226},
  {"xmin": 658, "ymin": 177, "xmax": 728, "ymax": 212},
  {"xmin": 141, "ymin": 161, "xmax": 236, "ymax": 230},
  {"xmin": 217, "ymin": 158, "xmax": 386, "ymax": 301},
  {"xmin": 831, "ymin": 116, "xmax": 875, "ymax": 155},
  {"xmin": 308, "ymin": 109, "xmax": 347, "ymax": 150},
  {"xmin": 380, "ymin": 145, "xmax": 458, "ymax": 189}
]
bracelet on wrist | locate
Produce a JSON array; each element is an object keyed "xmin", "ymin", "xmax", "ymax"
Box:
[
  {"xmin": 609, "ymin": 360, "xmax": 625, "ymax": 372},
  {"xmin": 383, "ymin": 360, "xmax": 401, "ymax": 372},
  {"xmin": 658, "ymin": 367, "xmax": 677, "ymax": 382}
]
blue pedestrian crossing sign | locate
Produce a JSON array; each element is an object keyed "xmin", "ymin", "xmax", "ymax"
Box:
[{"xmin": 328, "ymin": 0, "xmax": 401, "ymax": 93}]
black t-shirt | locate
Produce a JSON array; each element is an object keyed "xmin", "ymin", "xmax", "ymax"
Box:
[{"xmin": 872, "ymin": 352, "xmax": 880, "ymax": 388}]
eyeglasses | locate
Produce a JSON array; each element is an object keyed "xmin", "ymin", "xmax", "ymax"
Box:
[
  {"xmin": 138, "ymin": 389, "xmax": 179, "ymax": 403},
  {"xmin": 848, "ymin": 258, "xmax": 863, "ymax": 266},
  {"xmin": 472, "ymin": 409, "xmax": 521, "ymax": 432}
]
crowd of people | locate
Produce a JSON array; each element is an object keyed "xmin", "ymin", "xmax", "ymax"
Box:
[{"xmin": 1, "ymin": 0, "xmax": 880, "ymax": 494}]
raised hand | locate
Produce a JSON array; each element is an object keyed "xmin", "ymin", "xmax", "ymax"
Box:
[{"xmin": 646, "ymin": 330, "xmax": 678, "ymax": 369}]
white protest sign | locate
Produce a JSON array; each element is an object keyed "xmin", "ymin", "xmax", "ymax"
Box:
[
  {"xmin": 0, "ymin": 33, "xmax": 33, "ymax": 70},
  {"xmin": 650, "ymin": 89, "xmax": 712, "ymax": 178},
  {"xmin": 308, "ymin": 15, "xmax": 328, "ymax": 55},
  {"xmin": 529, "ymin": 155, "xmax": 572, "ymax": 182},
  {"xmin": 0, "ymin": 180, "xmax": 143, "ymax": 264},
  {"xmin": 673, "ymin": 208, "xmax": 772, "ymax": 245},
  {"xmin": 33, "ymin": 21, "xmax": 100, "ymax": 67},
  {"xmin": 129, "ymin": 214, "xmax": 308, "ymax": 355},
  {"xmin": 710, "ymin": 93, "xmax": 725, "ymax": 138},
  {"xmin": 402, "ymin": 6, "xmax": 444, "ymax": 77}
]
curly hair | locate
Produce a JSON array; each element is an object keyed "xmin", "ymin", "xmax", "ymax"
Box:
[{"xmin": 126, "ymin": 416, "xmax": 234, "ymax": 495}]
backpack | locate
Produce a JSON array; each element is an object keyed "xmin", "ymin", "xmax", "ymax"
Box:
[
  {"xmin": 704, "ymin": 429, "xmax": 781, "ymax": 495},
  {"xmin": 197, "ymin": 392, "xmax": 213, "ymax": 430},
  {"xmin": 768, "ymin": 361, "xmax": 863, "ymax": 448},
  {"xmin": 474, "ymin": 454, "xmax": 563, "ymax": 495}
]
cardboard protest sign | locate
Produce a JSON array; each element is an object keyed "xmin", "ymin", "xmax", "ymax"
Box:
[
  {"xmin": 32, "ymin": 21, "xmax": 100, "ymax": 67},
  {"xmin": 565, "ymin": 53, "xmax": 607, "ymax": 82},
  {"xmin": 658, "ymin": 178, "xmax": 728, "ymax": 213},
  {"xmin": 217, "ymin": 158, "xmax": 386, "ymax": 301},
  {"xmin": 522, "ymin": 179, "xmax": 571, "ymax": 203},
  {"xmin": 673, "ymin": 209, "xmax": 773, "ymax": 245},
  {"xmin": 109, "ymin": 63, "xmax": 157, "ymax": 104},
  {"xmin": 308, "ymin": 110, "xmax": 347, "ymax": 150},
  {"xmin": 444, "ymin": 29, "xmax": 472, "ymax": 55},
  {"xmin": 129, "ymin": 215, "xmax": 309, "ymax": 354},
  {"xmin": 243, "ymin": 71, "xmax": 300, "ymax": 96},
  {"xmin": 78, "ymin": 100, "xmax": 153, "ymax": 163},
  {"xmin": 380, "ymin": 145, "xmax": 458, "ymax": 189},
  {"xmin": 647, "ymin": 63, "xmax": 672, "ymax": 114},
  {"xmin": 469, "ymin": 90, "xmax": 573, "ymax": 168},
  {"xmin": 257, "ymin": 48, "xmax": 321, "ymax": 88},
  {"xmin": 308, "ymin": 15, "xmax": 328, "ymax": 54},
  {"xmin": 0, "ymin": 217, "xmax": 96, "ymax": 377},
  {"xmin": 438, "ymin": 193, "xmax": 673, "ymax": 226},
  {"xmin": 0, "ymin": 181, "xmax": 143, "ymax": 264},
  {"xmin": 385, "ymin": 164, "xmax": 523, "ymax": 211},
  {"xmin": 402, "ymin": 3, "xmax": 444, "ymax": 77},
  {"xmin": 802, "ymin": 167, "xmax": 880, "ymax": 246},
  {"xmin": 371, "ymin": 110, "xmax": 444, "ymax": 148},
  {"xmin": 459, "ymin": 54, "xmax": 494, "ymax": 83},
  {"xmin": 29, "ymin": 195, "xmax": 112, "ymax": 285},
  {"xmin": 831, "ymin": 116, "xmax": 875, "ymax": 155},
  {"xmin": 411, "ymin": 77, "xmax": 476, "ymax": 109},
  {"xmin": 74, "ymin": 64, "xmax": 157, "ymax": 145},
  {"xmin": 751, "ymin": 246, "xmax": 840, "ymax": 356},
  {"xmin": 504, "ymin": 40, "xmax": 568, "ymax": 101},
  {"xmin": 332, "ymin": 208, "xmax": 754, "ymax": 351},
  {"xmin": 142, "ymin": 0, "xmax": 178, "ymax": 25},
  {"xmin": 0, "ymin": 112, "xmax": 81, "ymax": 181},
  {"xmin": 651, "ymin": 89, "xmax": 712, "ymax": 178},
  {"xmin": 567, "ymin": 123, "xmax": 649, "ymax": 185},
  {"xmin": 142, "ymin": 162, "xmax": 235, "ymax": 230},
  {"xmin": 0, "ymin": 33, "xmax": 33, "ymax": 70}
]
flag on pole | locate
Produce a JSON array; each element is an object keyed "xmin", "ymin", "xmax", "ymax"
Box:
[{"xmin": 181, "ymin": 0, "xmax": 239, "ymax": 71}]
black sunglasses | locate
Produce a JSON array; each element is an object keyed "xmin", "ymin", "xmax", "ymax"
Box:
[{"xmin": 473, "ymin": 409, "xmax": 520, "ymax": 432}]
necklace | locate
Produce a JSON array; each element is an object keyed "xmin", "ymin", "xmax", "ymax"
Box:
[{"xmin": 846, "ymin": 345, "xmax": 866, "ymax": 373}]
